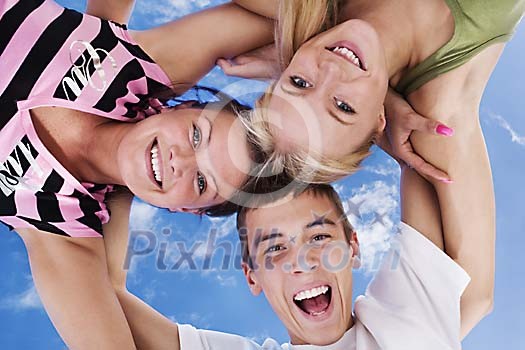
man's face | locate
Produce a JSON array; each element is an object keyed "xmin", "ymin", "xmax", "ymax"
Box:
[{"xmin": 242, "ymin": 192, "xmax": 359, "ymax": 346}]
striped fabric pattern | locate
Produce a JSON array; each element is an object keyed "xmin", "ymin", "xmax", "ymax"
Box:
[{"xmin": 0, "ymin": 0, "xmax": 172, "ymax": 237}]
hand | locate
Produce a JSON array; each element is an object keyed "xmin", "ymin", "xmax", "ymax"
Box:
[
  {"xmin": 383, "ymin": 89, "xmax": 454, "ymax": 183},
  {"xmin": 217, "ymin": 44, "xmax": 280, "ymax": 80}
]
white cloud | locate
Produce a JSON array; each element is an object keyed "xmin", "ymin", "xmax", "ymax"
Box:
[
  {"xmin": 364, "ymin": 158, "xmax": 401, "ymax": 178},
  {"xmin": 135, "ymin": 0, "xmax": 223, "ymax": 24},
  {"xmin": 142, "ymin": 285, "xmax": 157, "ymax": 304},
  {"xmin": 216, "ymin": 274, "xmax": 238, "ymax": 287},
  {"xmin": 0, "ymin": 280, "xmax": 43, "ymax": 311},
  {"xmin": 343, "ymin": 181, "xmax": 400, "ymax": 274},
  {"xmin": 487, "ymin": 111, "xmax": 525, "ymax": 146},
  {"xmin": 170, "ymin": 312, "xmax": 212, "ymax": 328},
  {"xmin": 206, "ymin": 215, "xmax": 237, "ymax": 239},
  {"xmin": 129, "ymin": 200, "xmax": 162, "ymax": 230}
]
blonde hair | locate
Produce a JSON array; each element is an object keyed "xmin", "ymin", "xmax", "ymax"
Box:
[
  {"xmin": 244, "ymin": 85, "xmax": 375, "ymax": 184},
  {"xmin": 277, "ymin": 0, "xmax": 343, "ymax": 68},
  {"xmin": 245, "ymin": 0, "xmax": 375, "ymax": 184}
]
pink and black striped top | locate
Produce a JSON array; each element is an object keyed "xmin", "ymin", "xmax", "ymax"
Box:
[{"xmin": 0, "ymin": 0, "xmax": 172, "ymax": 237}]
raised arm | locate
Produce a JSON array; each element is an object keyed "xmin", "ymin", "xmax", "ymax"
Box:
[
  {"xmin": 86, "ymin": 0, "xmax": 135, "ymax": 24},
  {"xmin": 103, "ymin": 194, "xmax": 182, "ymax": 350},
  {"xmin": 131, "ymin": 2, "xmax": 274, "ymax": 95},
  {"xmin": 394, "ymin": 46, "xmax": 499, "ymax": 336},
  {"xmin": 15, "ymin": 207, "xmax": 137, "ymax": 349},
  {"xmin": 411, "ymin": 112, "xmax": 495, "ymax": 339}
]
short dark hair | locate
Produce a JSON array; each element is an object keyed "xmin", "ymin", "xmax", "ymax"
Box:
[{"xmin": 236, "ymin": 184, "xmax": 355, "ymax": 268}]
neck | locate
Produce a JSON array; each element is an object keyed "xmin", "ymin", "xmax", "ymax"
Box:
[
  {"xmin": 76, "ymin": 121, "xmax": 131, "ymax": 186},
  {"xmin": 340, "ymin": 0, "xmax": 417, "ymax": 80},
  {"xmin": 288, "ymin": 317, "xmax": 354, "ymax": 346}
]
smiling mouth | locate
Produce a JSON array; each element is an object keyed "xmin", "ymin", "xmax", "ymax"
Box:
[
  {"xmin": 326, "ymin": 44, "xmax": 366, "ymax": 71},
  {"xmin": 293, "ymin": 285, "xmax": 332, "ymax": 317},
  {"xmin": 150, "ymin": 139, "xmax": 163, "ymax": 188}
]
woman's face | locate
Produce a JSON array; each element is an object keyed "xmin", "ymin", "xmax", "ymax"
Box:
[
  {"xmin": 117, "ymin": 104, "xmax": 252, "ymax": 212},
  {"xmin": 268, "ymin": 19, "xmax": 389, "ymax": 159}
]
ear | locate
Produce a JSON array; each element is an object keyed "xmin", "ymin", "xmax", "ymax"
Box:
[
  {"xmin": 242, "ymin": 262, "xmax": 262, "ymax": 296},
  {"xmin": 377, "ymin": 105, "xmax": 387, "ymax": 133},
  {"xmin": 350, "ymin": 231, "xmax": 361, "ymax": 269}
]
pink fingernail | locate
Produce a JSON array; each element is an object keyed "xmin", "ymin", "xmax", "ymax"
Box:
[
  {"xmin": 436, "ymin": 124, "xmax": 454, "ymax": 137},
  {"xmin": 441, "ymin": 179, "xmax": 454, "ymax": 184}
]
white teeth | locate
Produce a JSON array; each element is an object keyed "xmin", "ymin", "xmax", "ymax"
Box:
[
  {"xmin": 294, "ymin": 285, "xmax": 329, "ymax": 302},
  {"xmin": 311, "ymin": 310, "xmax": 326, "ymax": 316},
  {"xmin": 150, "ymin": 144, "xmax": 162, "ymax": 183},
  {"xmin": 332, "ymin": 46, "xmax": 362, "ymax": 69}
]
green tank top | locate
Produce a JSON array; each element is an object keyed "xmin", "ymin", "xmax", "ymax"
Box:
[{"xmin": 395, "ymin": 0, "xmax": 525, "ymax": 95}]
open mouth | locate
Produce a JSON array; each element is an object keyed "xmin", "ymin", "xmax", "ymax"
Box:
[
  {"xmin": 326, "ymin": 42, "xmax": 366, "ymax": 71},
  {"xmin": 150, "ymin": 138, "xmax": 163, "ymax": 188},
  {"xmin": 293, "ymin": 285, "xmax": 332, "ymax": 317}
]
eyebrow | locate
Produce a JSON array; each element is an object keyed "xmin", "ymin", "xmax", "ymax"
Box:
[
  {"xmin": 281, "ymin": 84, "xmax": 354, "ymax": 126},
  {"xmin": 328, "ymin": 110, "xmax": 353, "ymax": 126},
  {"xmin": 203, "ymin": 115, "xmax": 219, "ymax": 201},
  {"xmin": 254, "ymin": 232, "xmax": 284, "ymax": 250},
  {"xmin": 305, "ymin": 217, "xmax": 337, "ymax": 229},
  {"xmin": 280, "ymin": 84, "xmax": 306, "ymax": 97}
]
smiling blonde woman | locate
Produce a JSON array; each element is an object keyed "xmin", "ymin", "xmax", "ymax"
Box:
[{"xmin": 225, "ymin": 0, "xmax": 524, "ymax": 184}]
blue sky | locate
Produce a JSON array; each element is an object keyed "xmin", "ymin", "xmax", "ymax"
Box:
[{"xmin": 0, "ymin": 0, "xmax": 524, "ymax": 349}]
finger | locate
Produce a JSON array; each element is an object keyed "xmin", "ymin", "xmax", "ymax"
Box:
[
  {"xmin": 231, "ymin": 55, "xmax": 257, "ymax": 65},
  {"xmin": 400, "ymin": 150, "xmax": 452, "ymax": 183},
  {"xmin": 216, "ymin": 58, "xmax": 252, "ymax": 78},
  {"xmin": 217, "ymin": 59, "xmax": 272, "ymax": 79},
  {"xmin": 216, "ymin": 58, "xmax": 232, "ymax": 71},
  {"xmin": 407, "ymin": 113, "xmax": 455, "ymax": 137}
]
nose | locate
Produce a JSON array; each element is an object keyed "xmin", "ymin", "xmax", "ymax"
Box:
[
  {"xmin": 318, "ymin": 57, "xmax": 361, "ymax": 83},
  {"xmin": 168, "ymin": 144, "xmax": 195, "ymax": 180},
  {"xmin": 319, "ymin": 59, "xmax": 342, "ymax": 76},
  {"xmin": 290, "ymin": 244, "xmax": 320, "ymax": 275}
]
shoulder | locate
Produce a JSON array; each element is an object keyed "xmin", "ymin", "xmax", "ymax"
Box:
[
  {"xmin": 407, "ymin": 43, "xmax": 505, "ymax": 126},
  {"xmin": 178, "ymin": 324, "xmax": 281, "ymax": 350},
  {"xmin": 366, "ymin": 223, "xmax": 470, "ymax": 298},
  {"xmin": 353, "ymin": 223, "xmax": 469, "ymax": 350}
]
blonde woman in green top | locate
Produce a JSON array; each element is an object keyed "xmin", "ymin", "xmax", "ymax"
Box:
[
  {"xmin": 224, "ymin": 0, "xmax": 524, "ymax": 182},
  {"xmin": 219, "ymin": 0, "xmax": 525, "ymax": 340}
]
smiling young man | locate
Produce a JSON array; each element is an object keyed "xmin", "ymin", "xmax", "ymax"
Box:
[
  {"xmin": 106, "ymin": 160, "xmax": 494, "ymax": 349},
  {"xmin": 176, "ymin": 181, "xmax": 473, "ymax": 350}
]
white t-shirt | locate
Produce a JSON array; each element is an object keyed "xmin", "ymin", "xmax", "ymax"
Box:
[{"xmin": 178, "ymin": 222, "xmax": 471, "ymax": 350}]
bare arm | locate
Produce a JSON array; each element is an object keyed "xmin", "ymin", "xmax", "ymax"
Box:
[
  {"xmin": 232, "ymin": 0, "xmax": 279, "ymax": 19},
  {"xmin": 403, "ymin": 44, "xmax": 500, "ymax": 337},
  {"xmin": 86, "ymin": 0, "xmax": 135, "ymax": 24},
  {"xmin": 410, "ymin": 115, "xmax": 495, "ymax": 339},
  {"xmin": 400, "ymin": 166, "xmax": 444, "ymax": 250},
  {"xmin": 15, "ymin": 226, "xmax": 136, "ymax": 350},
  {"xmin": 103, "ymin": 194, "xmax": 181, "ymax": 350},
  {"xmin": 385, "ymin": 43, "xmax": 498, "ymax": 336},
  {"xmin": 399, "ymin": 117, "xmax": 494, "ymax": 339},
  {"xmin": 132, "ymin": 3, "xmax": 274, "ymax": 94}
]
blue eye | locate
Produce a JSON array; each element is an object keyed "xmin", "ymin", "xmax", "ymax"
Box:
[
  {"xmin": 290, "ymin": 76, "xmax": 313, "ymax": 89},
  {"xmin": 334, "ymin": 97, "xmax": 356, "ymax": 114},
  {"xmin": 197, "ymin": 172, "xmax": 207, "ymax": 195},
  {"xmin": 192, "ymin": 124, "xmax": 201, "ymax": 148}
]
